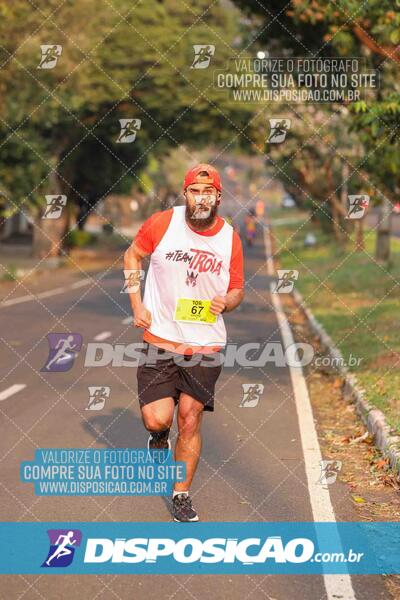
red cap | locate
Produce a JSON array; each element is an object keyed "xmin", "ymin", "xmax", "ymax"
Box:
[{"xmin": 183, "ymin": 163, "xmax": 222, "ymax": 192}]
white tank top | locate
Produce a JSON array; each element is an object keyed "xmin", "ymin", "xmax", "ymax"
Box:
[{"xmin": 143, "ymin": 206, "xmax": 233, "ymax": 347}]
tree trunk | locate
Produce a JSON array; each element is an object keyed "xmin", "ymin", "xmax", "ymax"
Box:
[
  {"xmin": 32, "ymin": 156, "xmax": 66, "ymax": 258},
  {"xmin": 32, "ymin": 215, "xmax": 67, "ymax": 258},
  {"xmin": 331, "ymin": 199, "xmax": 342, "ymax": 241},
  {"xmin": 341, "ymin": 161, "xmax": 350, "ymax": 235},
  {"xmin": 326, "ymin": 164, "xmax": 344, "ymax": 243},
  {"xmin": 354, "ymin": 218, "xmax": 365, "ymax": 251},
  {"xmin": 375, "ymin": 196, "xmax": 392, "ymax": 262}
]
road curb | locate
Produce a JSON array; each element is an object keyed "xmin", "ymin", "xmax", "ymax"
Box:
[{"xmin": 292, "ymin": 287, "xmax": 400, "ymax": 479}]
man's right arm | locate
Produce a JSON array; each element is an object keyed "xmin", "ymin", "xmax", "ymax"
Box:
[
  {"xmin": 123, "ymin": 243, "xmax": 152, "ymax": 329},
  {"xmin": 124, "ymin": 209, "xmax": 172, "ymax": 329}
]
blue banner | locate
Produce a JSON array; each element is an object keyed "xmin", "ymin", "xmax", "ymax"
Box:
[
  {"xmin": 20, "ymin": 448, "xmax": 185, "ymax": 496},
  {"xmin": 0, "ymin": 522, "xmax": 399, "ymax": 574}
]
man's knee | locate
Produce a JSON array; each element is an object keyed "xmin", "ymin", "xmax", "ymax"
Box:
[
  {"xmin": 178, "ymin": 405, "xmax": 203, "ymax": 438},
  {"xmin": 141, "ymin": 406, "xmax": 173, "ymax": 432}
]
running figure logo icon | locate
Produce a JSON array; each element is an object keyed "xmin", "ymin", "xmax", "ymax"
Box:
[
  {"xmin": 267, "ymin": 119, "xmax": 291, "ymax": 144},
  {"xmin": 318, "ymin": 460, "xmax": 342, "ymax": 485},
  {"xmin": 273, "ymin": 270, "xmax": 299, "ymax": 294},
  {"xmin": 192, "ymin": 193, "xmax": 217, "ymax": 219},
  {"xmin": 41, "ymin": 333, "xmax": 83, "ymax": 372},
  {"xmin": 186, "ymin": 270, "xmax": 198, "ymax": 287},
  {"xmin": 121, "ymin": 269, "xmax": 145, "ymax": 293},
  {"xmin": 116, "ymin": 119, "xmax": 141, "ymax": 143},
  {"xmin": 42, "ymin": 195, "xmax": 67, "ymax": 219},
  {"xmin": 86, "ymin": 386, "xmax": 110, "ymax": 410},
  {"xmin": 240, "ymin": 384, "xmax": 264, "ymax": 407},
  {"xmin": 346, "ymin": 194, "xmax": 370, "ymax": 219},
  {"xmin": 41, "ymin": 529, "xmax": 82, "ymax": 568},
  {"xmin": 191, "ymin": 45, "xmax": 215, "ymax": 69},
  {"xmin": 37, "ymin": 45, "xmax": 62, "ymax": 69}
]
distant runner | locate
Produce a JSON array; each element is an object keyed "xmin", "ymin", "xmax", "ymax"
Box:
[
  {"xmin": 124, "ymin": 164, "xmax": 244, "ymax": 522},
  {"xmin": 255, "ymin": 199, "xmax": 265, "ymax": 218},
  {"xmin": 244, "ymin": 208, "xmax": 257, "ymax": 246}
]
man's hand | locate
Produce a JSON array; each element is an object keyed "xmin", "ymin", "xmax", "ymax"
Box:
[
  {"xmin": 210, "ymin": 295, "xmax": 227, "ymax": 315},
  {"xmin": 134, "ymin": 305, "xmax": 152, "ymax": 329},
  {"xmin": 210, "ymin": 289, "xmax": 244, "ymax": 315}
]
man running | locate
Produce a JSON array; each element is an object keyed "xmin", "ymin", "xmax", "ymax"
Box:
[
  {"xmin": 124, "ymin": 163, "xmax": 244, "ymax": 522},
  {"xmin": 244, "ymin": 208, "xmax": 257, "ymax": 247}
]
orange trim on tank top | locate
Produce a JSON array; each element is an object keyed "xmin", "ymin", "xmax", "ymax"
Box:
[{"xmin": 143, "ymin": 330, "xmax": 222, "ymax": 355}]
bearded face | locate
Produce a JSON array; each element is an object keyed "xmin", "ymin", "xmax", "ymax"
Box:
[{"xmin": 185, "ymin": 186, "xmax": 220, "ymax": 230}]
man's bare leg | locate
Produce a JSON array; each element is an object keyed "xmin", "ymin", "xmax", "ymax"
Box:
[
  {"xmin": 141, "ymin": 397, "xmax": 175, "ymax": 448},
  {"xmin": 174, "ymin": 392, "xmax": 204, "ymax": 492}
]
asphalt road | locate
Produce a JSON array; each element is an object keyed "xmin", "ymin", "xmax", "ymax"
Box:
[{"xmin": 0, "ymin": 209, "xmax": 391, "ymax": 599}]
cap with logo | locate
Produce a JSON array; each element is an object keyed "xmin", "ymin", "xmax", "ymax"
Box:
[{"xmin": 183, "ymin": 164, "xmax": 222, "ymax": 192}]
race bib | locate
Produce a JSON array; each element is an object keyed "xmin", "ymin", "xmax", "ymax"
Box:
[{"xmin": 174, "ymin": 298, "xmax": 217, "ymax": 324}]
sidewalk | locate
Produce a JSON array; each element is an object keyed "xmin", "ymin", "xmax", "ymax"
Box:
[
  {"xmin": 0, "ymin": 222, "xmax": 141, "ymax": 283},
  {"xmin": 0, "ymin": 242, "xmax": 64, "ymax": 281}
]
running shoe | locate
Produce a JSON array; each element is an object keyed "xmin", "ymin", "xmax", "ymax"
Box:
[
  {"xmin": 147, "ymin": 429, "xmax": 171, "ymax": 451},
  {"xmin": 172, "ymin": 493, "xmax": 199, "ymax": 522}
]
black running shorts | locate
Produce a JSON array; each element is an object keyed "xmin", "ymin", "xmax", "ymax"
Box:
[{"xmin": 137, "ymin": 343, "xmax": 223, "ymax": 412}]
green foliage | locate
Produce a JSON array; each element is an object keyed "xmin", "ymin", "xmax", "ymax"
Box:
[
  {"xmin": 65, "ymin": 229, "xmax": 97, "ymax": 248},
  {"xmin": 0, "ymin": 0, "xmax": 253, "ymax": 225},
  {"xmin": 1, "ymin": 263, "xmax": 17, "ymax": 281},
  {"xmin": 232, "ymin": 0, "xmax": 400, "ymax": 232}
]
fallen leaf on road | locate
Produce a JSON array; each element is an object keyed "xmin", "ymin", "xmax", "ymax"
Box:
[
  {"xmin": 375, "ymin": 458, "xmax": 388, "ymax": 470},
  {"xmin": 352, "ymin": 495, "xmax": 366, "ymax": 503}
]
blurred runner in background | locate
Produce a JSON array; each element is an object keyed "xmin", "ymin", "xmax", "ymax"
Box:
[
  {"xmin": 244, "ymin": 208, "xmax": 257, "ymax": 247},
  {"xmin": 255, "ymin": 199, "xmax": 265, "ymax": 218}
]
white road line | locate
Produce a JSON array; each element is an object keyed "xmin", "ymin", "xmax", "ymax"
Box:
[
  {"xmin": 0, "ymin": 384, "xmax": 26, "ymax": 402},
  {"xmin": 264, "ymin": 226, "xmax": 356, "ymax": 600},
  {"xmin": 0, "ymin": 279, "xmax": 91, "ymax": 307},
  {"xmin": 122, "ymin": 316, "xmax": 133, "ymax": 325},
  {"xmin": 70, "ymin": 280, "xmax": 92, "ymax": 289},
  {"xmin": 33, "ymin": 286, "xmax": 67, "ymax": 299},
  {"xmin": 263, "ymin": 223, "xmax": 275, "ymax": 277},
  {"xmin": 94, "ymin": 331, "xmax": 112, "ymax": 341}
]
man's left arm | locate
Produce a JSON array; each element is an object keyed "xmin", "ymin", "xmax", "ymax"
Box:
[{"xmin": 210, "ymin": 230, "xmax": 244, "ymax": 315}]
